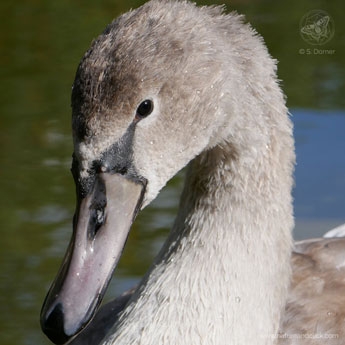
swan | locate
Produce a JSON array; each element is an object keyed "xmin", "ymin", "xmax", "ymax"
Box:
[{"xmin": 40, "ymin": 1, "xmax": 345, "ymax": 344}]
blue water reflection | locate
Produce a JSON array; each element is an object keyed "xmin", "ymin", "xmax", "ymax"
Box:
[{"xmin": 293, "ymin": 109, "xmax": 345, "ymax": 239}]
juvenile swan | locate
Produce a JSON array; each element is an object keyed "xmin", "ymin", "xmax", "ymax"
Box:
[{"xmin": 41, "ymin": 1, "xmax": 345, "ymax": 344}]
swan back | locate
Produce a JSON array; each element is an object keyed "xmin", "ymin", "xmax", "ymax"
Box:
[{"xmin": 281, "ymin": 238, "xmax": 345, "ymax": 344}]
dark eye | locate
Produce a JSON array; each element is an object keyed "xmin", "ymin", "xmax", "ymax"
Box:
[{"xmin": 136, "ymin": 99, "xmax": 154, "ymax": 118}]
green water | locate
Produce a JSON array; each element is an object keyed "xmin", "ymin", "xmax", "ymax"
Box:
[{"xmin": 1, "ymin": 0, "xmax": 344, "ymax": 344}]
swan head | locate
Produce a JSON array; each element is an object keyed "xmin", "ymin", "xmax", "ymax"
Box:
[
  {"xmin": 70, "ymin": 4, "xmax": 231, "ymax": 207},
  {"xmin": 40, "ymin": 1, "xmax": 286, "ymax": 344}
]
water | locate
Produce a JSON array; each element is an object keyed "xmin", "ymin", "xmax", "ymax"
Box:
[
  {"xmin": 293, "ymin": 109, "xmax": 345, "ymax": 239},
  {"xmin": 1, "ymin": 0, "xmax": 344, "ymax": 344}
]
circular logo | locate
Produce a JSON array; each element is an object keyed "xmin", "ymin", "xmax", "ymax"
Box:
[{"xmin": 300, "ymin": 10, "xmax": 335, "ymax": 45}]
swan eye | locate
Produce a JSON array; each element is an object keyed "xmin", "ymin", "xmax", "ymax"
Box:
[{"xmin": 136, "ymin": 99, "xmax": 154, "ymax": 118}]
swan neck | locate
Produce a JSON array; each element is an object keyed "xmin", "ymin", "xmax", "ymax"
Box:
[{"xmin": 108, "ymin": 114, "xmax": 294, "ymax": 345}]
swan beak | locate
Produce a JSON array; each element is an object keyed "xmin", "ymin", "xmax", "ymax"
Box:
[{"xmin": 40, "ymin": 172, "xmax": 145, "ymax": 344}]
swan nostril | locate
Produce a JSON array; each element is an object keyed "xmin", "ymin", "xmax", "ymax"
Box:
[
  {"xmin": 88, "ymin": 175, "xmax": 107, "ymax": 238},
  {"xmin": 92, "ymin": 207, "xmax": 105, "ymax": 236},
  {"xmin": 88, "ymin": 197, "xmax": 106, "ymax": 238}
]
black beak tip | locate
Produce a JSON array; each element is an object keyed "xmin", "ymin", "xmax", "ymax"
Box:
[{"xmin": 41, "ymin": 303, "xmax": 71, "ymax": 345}]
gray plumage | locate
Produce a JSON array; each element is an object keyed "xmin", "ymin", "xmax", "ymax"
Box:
[{"xmin": 43, "ymin": 1, "xmax": 345, "ymax": 344}]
